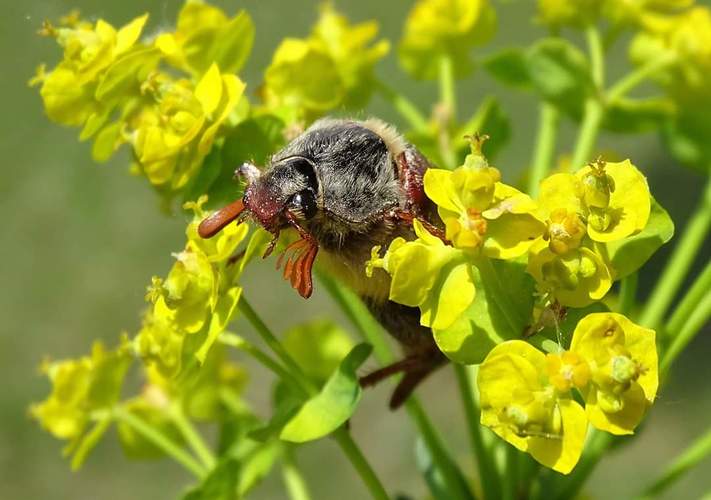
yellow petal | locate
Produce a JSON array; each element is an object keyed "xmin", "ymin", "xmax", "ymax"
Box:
[
  {"xmin": 116, "ymin": 14, "xmax": 148, "ymax": 54},
  {"xmin": 528, "ymin": 399, "xmax": 588, "ymax": 474},
  {"xmin": 538, "ymin": 173, "xmax": 583, "ymax": 218},
  {"xmin": 585, "ymin": 382, "xmax": 648, "ymax": 435},
  {"xmin": 577, "ymin": 160, "xmax": 651, "ymax": 242},
  {"xmin": 194, "ymin": 63, "xmax": 223, "ymax": 115},
  {"xmin": 423, "ymin": 168, "xmax": 460, "ymax": 212}
]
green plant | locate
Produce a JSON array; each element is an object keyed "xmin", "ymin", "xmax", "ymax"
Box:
[{"xmin": 29, "ymin": 1, "xmax": 711, "ymax": 498}]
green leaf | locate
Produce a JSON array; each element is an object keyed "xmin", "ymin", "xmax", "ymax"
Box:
[
  {"xmin": 526, "ymin": 38, "xmax": 593, "ymax": 119},
  {"xmin": 283, "ymin": 320, "xmax": 354, "ymax": 382},
  {"xmin": 279, "ymin": 343, "xmax": 372, "ymax": 443},
  {"xmin": 433, "ymin": 259, "xmax": 535, "ymax": 364},
  {"xmin": 236, "ymin": 439, "xmax": 281, "ymax": 496},
  {"xmin": 598, "ymin": 197, "xmax": 674, "ymax": 279},
  {"xmin": 91, "ymin": 122, "xmax": 122, "ymax": 163},
  {"xmin": 182, "ymin": 148, "xmax": 225, "ymax": 205},
  {"xmin": 196, "ymin": 287, "xmax": 242, "ymax": 364},
  {"xmin": 210, "ymin": 11, "xmax": 255, "ymax": 75},
  {"xmin": 183, "ymin": 458, "xmax": 240, "ymax": 500},
  {"xmin": 456, "ymin": 96, "xmax": 511, "ymax": 161},
  {"xmin": 482, "ymin": 48, "xmax": 531, "ymax": 89},
  {"xmin": 603, "ymin": 98, "xmax": 675, "ymax": 134},
  {"xmin": 221, "ymin": 115, "xmax": 286, "ymax": 168}
]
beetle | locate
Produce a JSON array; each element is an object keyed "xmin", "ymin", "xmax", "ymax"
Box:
[{"xmin": 199, "ymin": 118, "xmax": 446, "ymax": 408}]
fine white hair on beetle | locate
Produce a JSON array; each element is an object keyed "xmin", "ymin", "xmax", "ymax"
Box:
[{"xmin": 237, "ymin": 162, "xmax": 261, "ymax": 184}]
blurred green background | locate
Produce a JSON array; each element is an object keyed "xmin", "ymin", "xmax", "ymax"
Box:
[{"xmin": 2, "ymin": 1, "xmax": 710, "ymax": 498}]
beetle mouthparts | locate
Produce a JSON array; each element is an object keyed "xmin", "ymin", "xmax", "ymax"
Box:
[{"xmin": 198, "ymin": 199, "xmax": 246, "ymax": 239}]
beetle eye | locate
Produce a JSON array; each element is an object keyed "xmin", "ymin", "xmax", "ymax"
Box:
[{"xmin": 289, "ymin": 189, "xmax": 317, "ymax": 219}]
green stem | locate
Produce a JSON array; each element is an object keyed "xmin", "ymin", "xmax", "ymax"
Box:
[
  {"xmin": 570, "ymin": 97, "xmax": 604, "ymax": 169},
  {"xmin": 619, "ymin": 272, "xmax": 638, "ymax": 317},
  {"xmin": 660, "ymin": 291, "xmax": 711, "ymax": 375},
  {"xmin": 585, "ymin": 25, "xmax": 605, "ymax": 88},
  {"xmin": 665, "ymin": 260, "xmax": 711, "ymax": 338},
  {"xmin": 169, "ymin": 404, "xmax": 216, "ymax": 470},
  {"xmin": 528, "ymin": 103, "xmax": 560, "ymax": 197},
  {"xmin": 238, "ymin": 295, "xmax": 315, "ymax": 395},
  {"xmin": 113, "ymin": 407, "xmax": 207, "ymax": 478},
  {"xmin": 333, "ymin": 428, "xmax": 390, "ymax": 500},
  {"xmin": 317, "ymin": 273, "xmax": 471, "ymax": 500},
  {"xmin": 639, "ymin": 425, "xmax": 711, "ymax": 499},
  {"xmin": 219, "ymin": 333, "xmax": 308, "ymax": 398},
  {"xmin": 554, "ymin": 430, "xmax": 613, "ymax": 500},
  {"xmin": 439, "ymin": 55, "xmax": 457, "ymax": 122},
  {"xmin": 640, "ymin": 176, "xmax": 711, "ymax": 330},
  {"xmin": 239, "ymin": 293, "xmax": 389, "ymax": 500},
  {"xmin": 502, "ymin": 445, "xmax": 518, "ymax": 500},
  {"xmin": 282, "ymin": 447, "xmax": 313, "ymax": 500},
  {"xmin": 438, "ymin": 54, "xmax": 458, "ymax": 169},
  {"xmin": 454, "ymin": 364, "xmax": 500, "ymax": 500},
  {"xmin": 406, "ymin": 399, "xmax": 472, "ymax": 500},
  {"xmin": 317, "ymin": 272, "xmax": 394, "ymax": 364},
  {"xmin": 607, "ymin": 53, "xmax": 678, "ymax": 103},
  {"xmin": 375, "ymin": 79, "xmax": 429, "ymax": 133}
]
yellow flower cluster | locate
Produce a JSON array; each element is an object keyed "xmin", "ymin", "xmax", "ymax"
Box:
[
  {"xmin": 31, "ymin": 2, "xmax": 250, "ymax": 198},
  {"xmin": 367, "ymin": 140, "xmax": 666, "ymax": 473},
  {"xmin": 479, "ymin": 313, "xmax": 657, "ymax": 473},
  {"xmin": 528, "ymin": 159, "xmax": 652, "ymax": 307},
  {"xmin": 31, "ymin": 196, "xmax": 259, "ymax": 464},
  {"xmin": 630, "ymin": 5, "xmax": 711, "ymax": 99},
  {"xmin": 537, "ymin": 0, "xmax": 691, "ymax": 30},
  {"xmin": 138, "ymin": 196, "xmax": 260, "ymax": 375},
  {"xmin": 261, "ymin": 4, "xmax": 389, "ymax": 123},
  {"xmin": 399, "ymin": 0, "xmax": 496, "ymax": 79},
  {"xmin": 368, "ymin": 138, "xmax": 545, "ymax": 330}
]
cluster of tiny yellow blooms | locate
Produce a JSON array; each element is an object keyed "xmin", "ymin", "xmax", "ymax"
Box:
[
  {"xmin": 368, "ymin": 138, "xmax": 660, "ymax": 472},
  {"xmin": 30, "ymin": 2, "xmax": 389, "ymax": 198},
  {"xmin": 398, "ymin": 0, "xmax": 496, "ymax": 80},
  {"xmin": 30, "ymin": 197, "xmax": 258, "ymax": 467}
]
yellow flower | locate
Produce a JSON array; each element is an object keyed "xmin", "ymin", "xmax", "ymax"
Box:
[
  {"xmin": 479, "ymin": 340, "xmax": 588, "ymax": 474},
  {"xmin": 154, "ymin": 1, "xmax": 255, "ymax": 77},
  {"xmin": 424, "ymin": 140, "xmax": 545, "ymax": 257},
  {"xmin": 546, "ymin": 208, "xmax": 587, "ymax": 255},
  {"xmin": 576, "ymin": 160, "xmax": 651, "ymax": 242},
  {"xmin": 311, "ymin": 4, "xmax": 390, "ymax": 109},
  {"xmin": 31, "ymin": 337, "xmax": 133, "ymax": 468},
  {"xmin": 262, "ymin": 4, "xmax": 388, "ymax": 122},
  {"xmin": 546, "ymin": 351, "xmax": 591, "ymax": 393},
  {"xmin": 399, "ymin": 0, "xmax": 496, "ymax": 79},
  {"xmin": 35, "ymin": 13, "xmax": 148, "ymax": 125},
  {"xmin": 570, "ymin": 313, "xmax": 658, "ymax": 435},
  {"xmin": 537, "ymin": 0, "xmax": 600, "ymax": 28},
  {"xmin": 128, "ymin": 65, "xmax": 245, "ymax": 191},
  {"xmin": 527, "ymin": 239, "xmax": 612, "ymax": 307},
  {"xmin": 184, "ymin": 196, "xmax": 250, "ymax": 263},
  {"xmin": 367, "ymin": 220, "xmax": 475, "ymax": 330}
]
